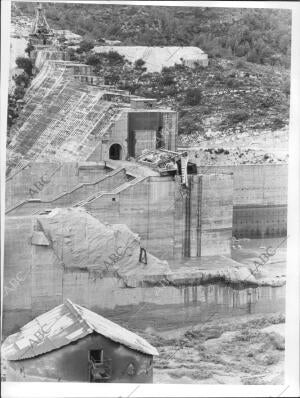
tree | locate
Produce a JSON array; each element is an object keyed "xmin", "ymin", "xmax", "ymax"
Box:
[
  {"xmin": 134, "ymin": 58, "xmax": 147, "ymax": 72},
  {"xmin": 14, "ymin": 86, "xmax": 26, "ymax": 100},
  {"xmin": 86, "ymin": 53, "xmax": 102, "ymax": 67},
  {"xmin": 105, "ymin": 72, "xmax": 120, "ymax": 85},
  {"xmin": 25, "ymin": 43, "xmax": 35, "ymax": 57},
  {"xmin": 76, "ymin": 39, "xmax": 95, "ymax": 54},
  {"xmin": 14, "ymin": 73, "xmax": 30, "ymax": 88},
  {"xmin": 15, "ymin": 57, "xmax": 33, "ymax": 76},
  {"xmin": 106, "ymin": 51, "xmax": 125, "ymax": 66},
  {"xmin": 160, "ymin": 73, "xmax": 175, "ymax": 86}
]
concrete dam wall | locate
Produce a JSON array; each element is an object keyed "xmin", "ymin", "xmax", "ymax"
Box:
[
  {"xmin": 197, "ymin": 164, "xmax": 288, "ymax": 238},
  {"xmin": 3, "ymin": 209, "xmax": 170, "ymax": 336},
  {"xmin": 3, "ymin": 209, "xmax": 284, "ymax": 337},
  {"xmin": 6, "ymin": 162, "xmax": 118, "ymax": 209},
  {"xmin": 85, "ymin": 173, "xmax": 233, "ymax": 259},
  {"xmin": 5, "ymin": 162, "xmax": 233, "ymax": 259}
]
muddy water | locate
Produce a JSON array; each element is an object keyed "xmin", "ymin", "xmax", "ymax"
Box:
[{"xmin": 231, "ymin": 237, "xmax": 287, "ymax": 264}]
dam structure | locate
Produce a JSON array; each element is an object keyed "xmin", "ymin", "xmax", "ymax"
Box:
[
  {"xmin": 4, "ymin": 8, "xmax": 287, "ymax": 339},
  {"xmin": 7, "ymin": 59, "xmax": 177, "ymax": 173}
]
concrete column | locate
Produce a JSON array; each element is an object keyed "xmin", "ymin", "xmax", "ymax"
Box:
[{"xmin": 173, "ymin": 177, "xmax": 185, "ymax": 259}]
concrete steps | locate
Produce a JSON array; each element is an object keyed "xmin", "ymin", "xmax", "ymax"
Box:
[
  {"xmin": 74, "ymin": 174, "xmax": 146, "ymax": 208},
  {"xmin": 5, "ymin": 167, "xmax": 126, "ymax": 216}
]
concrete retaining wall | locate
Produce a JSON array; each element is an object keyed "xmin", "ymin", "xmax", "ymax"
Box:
[
  {"xmin": 7, "ymin": 168, "xmax": 128, "ymax": 216},
  {"xmin": 5, "ymin": 162, "xmax": 234, "ymax": 259},
  {"xmin": 6, "ymin": 162, "xmax": 109, "ymax": 211},
  {"xmin": 197, "ymin": 164, "xmax": 288, "ymax": 238},
  {"xmin": 2, "ymin": 213, "xmax": 284, "ymax": 336},
  {"xmin": 86, "ymin": 174, "xmax": 233, "ymax": 259}
]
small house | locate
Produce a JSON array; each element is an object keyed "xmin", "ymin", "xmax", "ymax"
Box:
[{"xmin": 2, "ymin": 299, "xmax": 158, "ymax": 382}]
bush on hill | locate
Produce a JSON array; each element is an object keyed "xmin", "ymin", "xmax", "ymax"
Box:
[{"xmin": 183, "ymin": 88, "xmax": 203, "ymax": 106}]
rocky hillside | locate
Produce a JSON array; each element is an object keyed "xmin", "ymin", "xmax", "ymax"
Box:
[
  {"xmin": 131, "ymin": 59, "xmax": 290, "ymax": 139},
  {"xmin": 13, "ymin": 3, "xmax": 291, "ymax": 68},
  {"xmin": 67, "ymin": 49, "xmax": 290, "ymax": 150},
  {"xmin": 11, "ymin": 2, "xmax": 290, "ymax": 159}
]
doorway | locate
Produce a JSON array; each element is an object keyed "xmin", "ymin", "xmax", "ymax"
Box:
[
  {"xmin": 88, "ymin": 349, "xmax": 112, "ymax": 382},
  {"xmin": 109, "ymin": 143, "xmax": 122, "ymax": 160}
]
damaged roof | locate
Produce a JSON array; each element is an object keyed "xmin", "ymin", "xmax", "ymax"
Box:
[{"xmin": 2, "ymin": 299, "xmax": 158, "ymax": 360}]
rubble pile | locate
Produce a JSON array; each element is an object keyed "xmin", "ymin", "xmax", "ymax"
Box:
[
  {"xmin": 137, "ymin": 149, "xmax": 180, "ymax": 174},
  {"xmin": 187, "ymin": 145, "xmax": 288, "ymax": 166}
]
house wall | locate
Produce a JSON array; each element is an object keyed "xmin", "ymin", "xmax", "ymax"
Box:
[{"xmin": 6, "ymin": 333, "xmax": 153, "ymax": 383}]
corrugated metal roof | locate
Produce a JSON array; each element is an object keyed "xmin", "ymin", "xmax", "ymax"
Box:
[{"xmin": 2, "ymin": 300, "xmax": 158, "ymax": 360}]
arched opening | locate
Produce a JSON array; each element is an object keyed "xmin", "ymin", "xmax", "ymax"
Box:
[{"xmin": 109, "ymin": 143, "xmax": 122, "ymax": 160}]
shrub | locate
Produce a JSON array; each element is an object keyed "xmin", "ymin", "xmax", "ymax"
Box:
[
  {"xmin": 14, "ymin": 86, "xmax": 26, "ymax": 100},
  {"xmin": 272, "ymin": 117, "xmax": 286, "ymax": 129},
  {"xmin": 160, "ymin": 73, "xmax": 175, "ymax": 86},
  {"xmin": 226, "ymin": 78, "xmax": 240, "ymax": 88},
  {"xmin": 227, "ymin": 110, "xmax": 249, "ymax": 124},
  {"xmin": 25, "ymin": 43, "xmax": 34, "ymax": 56},
  {"xmin": 14, "ymin": 73, "xmax": 30, "ymax": 88},
  {"xmin": 134, "ymin": 58, "xmax": 147, "ymax": 72},
  {"xmin": 174, "ymin": 63, "xmax": 186, "ymax": 71},
  {"xmin": 67, "ymin": 48, "xmax": 78, "ymax": 62},
  {"xmin": 260, "ymin": 96, "xmax": 276, "ymax": 108},
  {"xmin": 105, "ymin": 73, "xmax": 120, "ymax": 85},
  {"xmin": 86, "ymin": 54, "xmax": 101, "ymax": 66},
  {"xmin": 76, "ymin": 40, "xmax": 94, "ymax": 54},
  {"xmin": 106, "ymin": 51, "xmax": 125, "ymax": 65},
  {"xmin": 282, "ymin": 79, "xmax": 290, "ymax": 95},
  {"xmin": 164, "ymin": 86, "xmax": 178, "ymax": 96},
  {"xmin": 15, "ymin": 57, "xmax": 33, "ymax": 76},
  {"xmin": 236, "ymin": 59, "xmax": 247, "ymax": 69},
  {"xmin": 183, "ymin": 87, "xmax": 203, "ymax": 106}
]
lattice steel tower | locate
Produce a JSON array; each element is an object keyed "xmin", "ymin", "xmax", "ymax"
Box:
[{"xmin": 29, "ymin": 2, "xmax": 54, "ymax": 45}]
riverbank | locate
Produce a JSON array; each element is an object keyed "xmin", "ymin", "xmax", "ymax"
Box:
[{"xmin": 149, "ymin": 312, "xmax": 285, "ymax": 384}]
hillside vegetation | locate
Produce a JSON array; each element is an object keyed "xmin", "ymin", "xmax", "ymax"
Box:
[
  {"xmin": 66, "ymin": 49, "xmax": 290, "ymax": 144},
  {"xmin": 13, "ymin": 3, "xmax": 291, "ymax": 68},
  {"xmin": 11, "ymin": 3, "xmax": 290, "ymax": 153}
]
